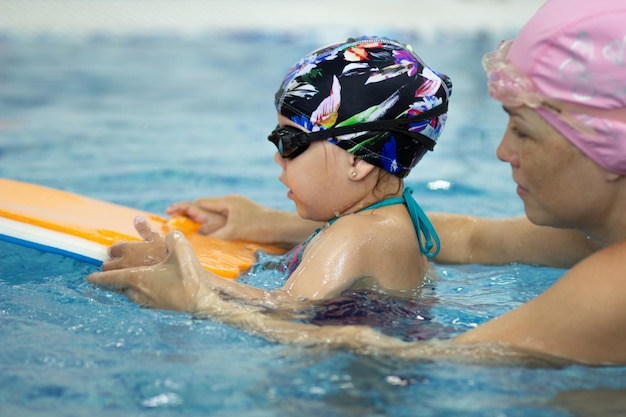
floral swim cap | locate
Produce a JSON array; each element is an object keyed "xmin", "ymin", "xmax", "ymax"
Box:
[
  {"xmin": 484, "ymin": 0, "xmax": 626, "ymax": 174},
  {"xmin": 274, "ymin": 36, "xmax": 452, "ymax": 178}
]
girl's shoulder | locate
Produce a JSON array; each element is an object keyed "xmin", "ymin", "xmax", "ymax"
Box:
[{"xmin": 324, "ymin": 206, "xmax": 418, "ymax": 247}]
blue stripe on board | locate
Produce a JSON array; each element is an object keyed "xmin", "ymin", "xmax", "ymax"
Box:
[{"xmin": 0, "ymin": 233, "xmax": 103, "ymax": 266}]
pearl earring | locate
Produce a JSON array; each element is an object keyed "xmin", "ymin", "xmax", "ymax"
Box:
[{"xmin": 350, "ymin": 171, "xmax": 357, "ymax": 178}]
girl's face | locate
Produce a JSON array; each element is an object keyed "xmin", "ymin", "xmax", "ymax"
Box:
[
  {"xmin": 496, "ymin": 106, "xmax": 612, "ymax": 232},
  {"xmin": 273, "ymin": 115, "xmax": 354, "ymax": 221}
]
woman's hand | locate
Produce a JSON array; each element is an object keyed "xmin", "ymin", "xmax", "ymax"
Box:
[
  {"xmin": 166, "ymin": 194, "xmax": 317, "ymax": 245},
  {"xmin": 87, "ymin": 217, "xmax": 210, "ymax": 312},
  {"xmin": 102, "ymin": 216, "xmax": 169, "ymax": 271},
  {"xmin": 165, "ymin": 194, "xmax": 266, "ymax": 240},
  {"xmin": 165, "ymin": 198, "xmax": 228, "ymax": 236}
]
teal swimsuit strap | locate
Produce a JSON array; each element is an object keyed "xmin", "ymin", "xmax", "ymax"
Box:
[
  {"xmin": 401, "ymin": 187, "xmax": 440, "ymax": 258},
  {"xmin": 328, "ymin": 187, "xmax": 440, "ymax": 258}
]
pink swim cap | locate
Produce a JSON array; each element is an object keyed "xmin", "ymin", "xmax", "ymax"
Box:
[{"xmin": 484, "ymin": 0, "xmax": 626, "ymax": 174}]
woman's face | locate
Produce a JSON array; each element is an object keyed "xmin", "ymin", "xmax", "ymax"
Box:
[{"xmin": 496, "ymin": 106, "xmax": 611, "ymax": 231}]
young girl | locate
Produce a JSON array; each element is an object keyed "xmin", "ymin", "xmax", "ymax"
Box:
[{"xmin": 88, "ymin": 37, "xmax": 452, "ymax": 308}]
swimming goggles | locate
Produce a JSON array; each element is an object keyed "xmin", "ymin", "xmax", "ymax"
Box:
[
  {"xmin": 483, "ymin": 40, "xmax": 626, "ymax": 135},
  {"xmin": 268, "ymin": 103, "xmax": 448, "ymax": 159}
]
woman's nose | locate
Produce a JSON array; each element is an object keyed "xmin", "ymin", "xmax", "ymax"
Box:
[{"xmin": 496, "ymin": 132, "xmax": 520, "ymax": 167}]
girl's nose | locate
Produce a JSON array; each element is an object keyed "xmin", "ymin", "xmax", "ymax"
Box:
[{"xmin": 274, "ymin": 152, "xmax": 285, "ymax": 167}]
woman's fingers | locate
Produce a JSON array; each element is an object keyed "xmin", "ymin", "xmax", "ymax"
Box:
[
  {"xmin": 107, "ymin": 241, "xmax": 128, "ymax": 259},
  {"xmin": 102, "ymin": 217, "xmax": 167, "ymax": 271},
  {"xmin": 87, "ymin": 267, "xmax": 137, "ymax": 290},
  {"xmin": 134, "ymin": 216, "xmax": 163, "ymax": 242},
  {"xmin": 165, "ymin": 201, "xmax": 192, "ymax": 216},
  {"xmin": 197, "ymin": 211, "xmax": 228, "ymax": 235},
  {"xmin": 89, "ymin": 229, "xmax": 205, "ymax": 312}
]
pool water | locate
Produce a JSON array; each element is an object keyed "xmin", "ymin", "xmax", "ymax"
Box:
[{"xmin": 1, "ymin": 30, "xmax": 626, "ymax": 417}]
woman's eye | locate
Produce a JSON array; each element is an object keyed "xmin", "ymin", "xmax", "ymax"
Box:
[{"xmin": 511, "ymin": 126, "xmax": 530, "ymax": 139}]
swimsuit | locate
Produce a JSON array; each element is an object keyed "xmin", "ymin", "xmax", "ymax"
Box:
[{"xmin": 284, "ymin": 187, "xmax": 439, "ymax": 275}]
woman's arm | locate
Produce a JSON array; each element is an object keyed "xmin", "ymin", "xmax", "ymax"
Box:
[
  {"xmin": 86, "ymin": 227, "xmax": 585, "ymax": 366},
  {"xmin": 87, "ymin": 218, "xmax": 625, "ymax": 365},
  {"xmin": 453, "ymin": 239, "xmax": 626, "ymax": 365},
  {"xmin": 429, "ymin": 213, "xmax": 598, "ymax": 268},
  {"xmin": 91, "ymin": 220, "xmax": 277, "ymax": 309},
  {"xmin": 166, "ymin": 194, "xmax": 320, "ymax": 247},
  {"xmin": 165, "ymin": 194, "xmax": 598, "ymax": 268}
]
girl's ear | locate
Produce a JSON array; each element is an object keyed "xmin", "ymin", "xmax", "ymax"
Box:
[{"xmin": 349, "ymin": 156, "xmax": 376, "ymax": 180}]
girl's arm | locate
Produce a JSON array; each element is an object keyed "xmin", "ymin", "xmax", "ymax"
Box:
[{"xmin": 90, "ymin": 216, "xmax": 344, "ymax": 309}]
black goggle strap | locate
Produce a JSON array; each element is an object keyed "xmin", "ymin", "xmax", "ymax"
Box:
[{"xmin": 301, "ymin": 101, "xmax": 448, "ymax": 151}]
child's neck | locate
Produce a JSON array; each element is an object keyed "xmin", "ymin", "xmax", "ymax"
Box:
[{"xmin": 328, "ymin": 192, "xmax": 405, "ymax": 225}]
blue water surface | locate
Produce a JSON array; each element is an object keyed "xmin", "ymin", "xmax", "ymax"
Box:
[{"xmin": 1, "ymin": 29, "xmax": 625, "ymax": 417}]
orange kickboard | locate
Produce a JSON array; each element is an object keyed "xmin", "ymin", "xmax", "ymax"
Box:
[{"xmin": 0, "ymin": 178, "xmax": 283, "ymax": 278}]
